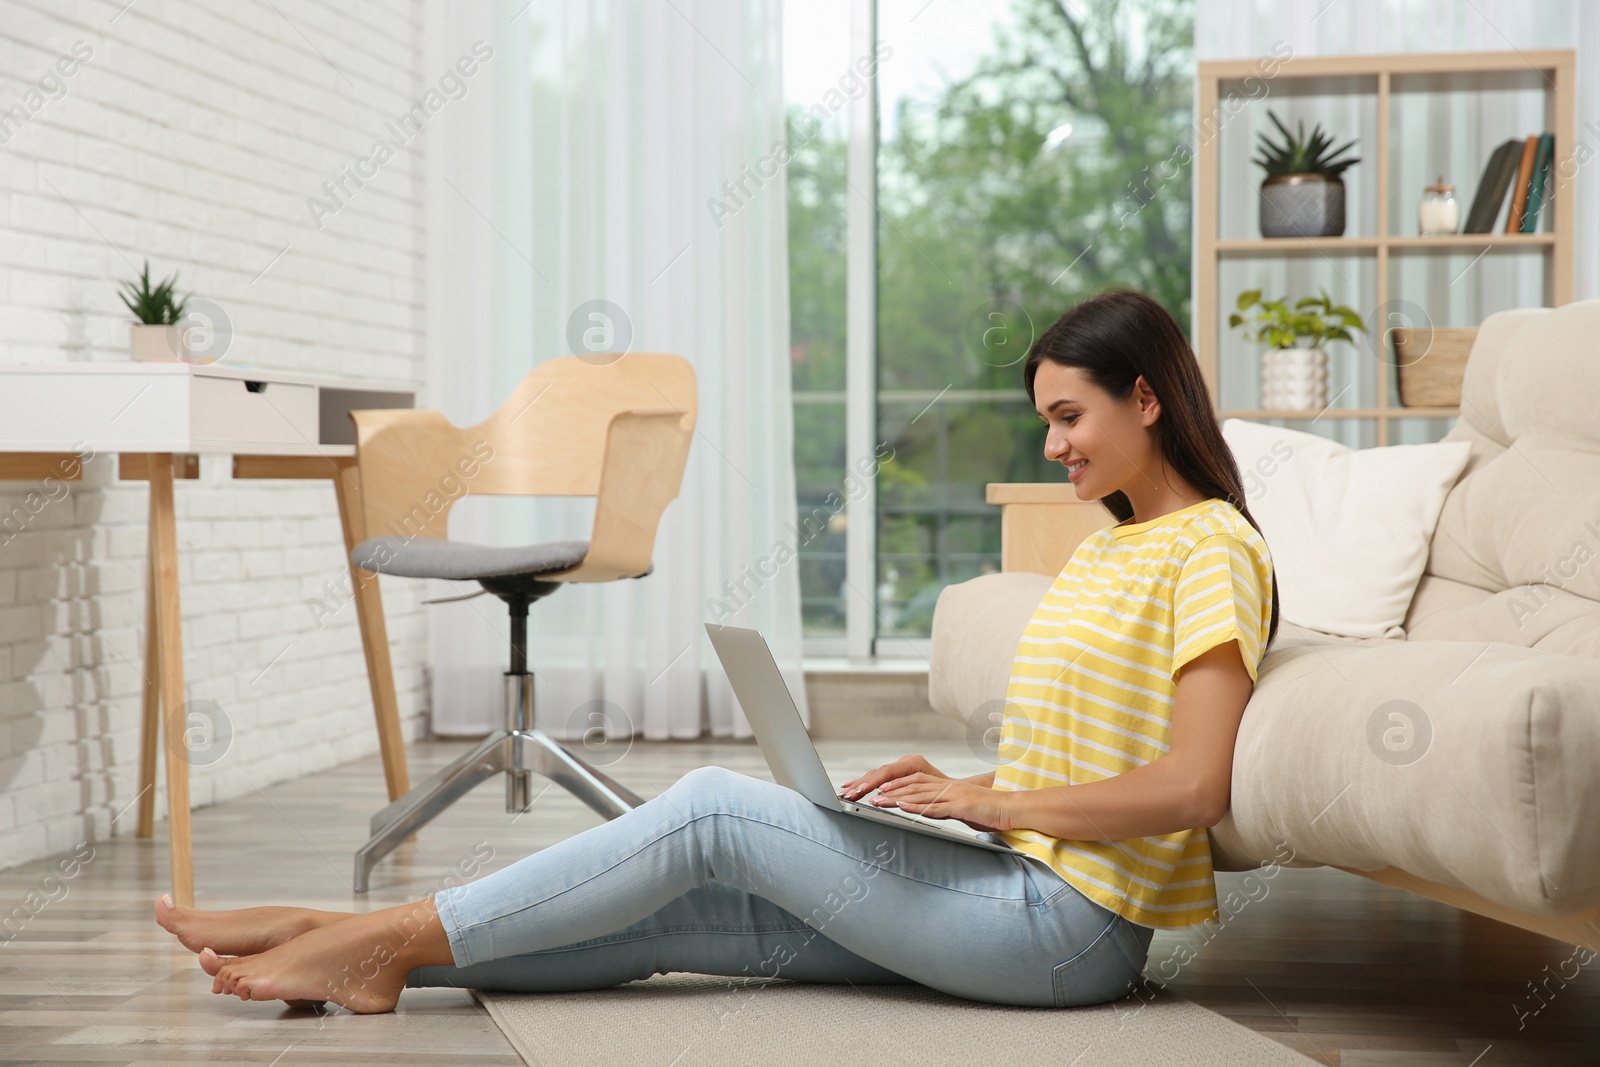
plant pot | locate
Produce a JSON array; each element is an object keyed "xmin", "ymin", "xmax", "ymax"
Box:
[
  {"xmin": 130, "ymin": 323, "xmax": 187, "ymax": 362},
  {"xmin": 1261, "ymin": 346, "xmax": 1328, "ymax": 411},
  {"xmin": 1259, "ymin": 173, "xmax": 1345, "ymax": 238}
]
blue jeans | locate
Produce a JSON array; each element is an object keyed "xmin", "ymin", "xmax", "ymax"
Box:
[{"xmin": 407, "ymin": 764, "xmax": 1154, "ymax": 1008}]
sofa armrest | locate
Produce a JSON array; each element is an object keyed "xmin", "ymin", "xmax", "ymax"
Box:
[{"xmin": 928, "ymin": 570, "xmax": 1055, "ymax": 725}]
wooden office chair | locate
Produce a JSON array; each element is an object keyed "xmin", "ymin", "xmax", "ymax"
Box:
[{"xmin": 346, "ymin": 352, "xmax": 696, "ymax": 891}]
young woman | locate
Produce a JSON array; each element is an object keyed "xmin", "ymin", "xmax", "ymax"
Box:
[{"xmin": 155, "ymin": 287, "xmax": 1278, "ymax": 1013}]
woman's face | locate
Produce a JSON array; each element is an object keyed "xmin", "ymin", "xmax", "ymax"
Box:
[{"xmin": 1032, "ymin": 361, "xmax": 1161, "ymax": 497}]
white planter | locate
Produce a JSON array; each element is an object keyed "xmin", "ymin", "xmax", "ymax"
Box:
[
  {"xmin": 1260, "ymin": 346, "xmax": 1329, "ymax": 411},
  {"xmin": 129, "ymin": 323, "xmax": 187, "ymax": 362}
]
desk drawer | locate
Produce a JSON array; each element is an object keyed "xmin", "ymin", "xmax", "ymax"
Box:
[{"xmin": 189, "ymin": 374, "xmax": 318, "ymax": 446}]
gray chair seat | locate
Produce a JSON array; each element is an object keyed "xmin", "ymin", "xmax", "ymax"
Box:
[{"xmin": 353, "ymin": 537, "xmax": 599, "ymax": 581}]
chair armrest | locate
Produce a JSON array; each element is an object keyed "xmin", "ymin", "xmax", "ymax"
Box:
[{"xmin": 541, "ymin": 409, "xmax": 694, "ymax": 582}]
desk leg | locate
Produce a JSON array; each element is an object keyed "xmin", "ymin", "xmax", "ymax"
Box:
[
  {"xmin": 136, "ymin": 513, "xmax": 161, "ymax": 839},
  {"xmin": 149, "ymin": 455, "xmax": 194, "ymax": 906},
  {"xmin": 332, "ymin": 460, "xmax": 411, "ymax": 802}
]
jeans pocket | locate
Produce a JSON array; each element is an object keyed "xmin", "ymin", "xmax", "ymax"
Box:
[
  {"xmin": 1050, "ymin": 918, "xmax": 1148, "ymax": 1008},
  {"xmin": 1018, "ymin": 856, "xmax": 1072, "ymax": 911}
]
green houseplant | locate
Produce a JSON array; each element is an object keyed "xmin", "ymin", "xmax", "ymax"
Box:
[
  {"xmin": 119, "ymin": 260, "xmax": 192, "ymax": 362},
  {"xmin": 1230, "ymin": 288, "xmax": 1366, "ymax": 411},
  {"xmin": 1254, "ymin": 110, "xmax": 1359, "ymax": 239}
]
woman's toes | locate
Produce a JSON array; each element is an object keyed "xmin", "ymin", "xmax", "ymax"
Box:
[{"xmin": 202, "ymin": 950, "xmax": 244, "ymax": 998}]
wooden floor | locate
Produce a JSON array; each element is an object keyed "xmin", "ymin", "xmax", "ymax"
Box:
[{"xmin": 2, "ymin": 737, "xmax": 1596, "ymax": 1065}]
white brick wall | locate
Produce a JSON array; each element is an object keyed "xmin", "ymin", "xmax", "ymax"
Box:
[{"xmin": 0, "ymin": 0, "xmax": 433, "ymax": 869}]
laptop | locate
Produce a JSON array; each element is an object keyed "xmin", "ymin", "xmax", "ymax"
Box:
[{"xmin": 705, "ymin": 622, "xmax": 1024, "ymax": 856}]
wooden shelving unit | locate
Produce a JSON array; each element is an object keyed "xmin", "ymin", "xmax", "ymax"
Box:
[
  {"xmin": 1194, "ymin": 50, "xmax": 1576, "ymax": 444},
  {"xmin": 1214, "ymin": 233, "xmax": 1556, "ymax": 254}
]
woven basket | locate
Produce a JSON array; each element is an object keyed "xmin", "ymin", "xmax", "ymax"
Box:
[{"xmin": 1391, "ymin": 326, "xmax": 1476, "ymax": 408}]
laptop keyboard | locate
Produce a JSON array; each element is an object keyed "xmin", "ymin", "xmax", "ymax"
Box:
[{"xmin": 852, "ymin": 792, "xmax": 987, "ymax": 836}]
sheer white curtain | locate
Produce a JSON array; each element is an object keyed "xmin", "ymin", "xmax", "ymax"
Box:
[
  {"xmin": 1196, "ymin": 0, "xmax": 1600, "ymax": 446},
  {"xmin": 422, "ymin": 0, "xmax": 807, "ymax": 741}
]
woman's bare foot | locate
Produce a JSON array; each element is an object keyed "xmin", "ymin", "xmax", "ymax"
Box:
[
  {"xmin": 154, "ymin": 894, "xmax": 353, "ymax": 956},
  {"xmin": 196, "ymin": 897, "xmax": 453, "ymax": 1014}
]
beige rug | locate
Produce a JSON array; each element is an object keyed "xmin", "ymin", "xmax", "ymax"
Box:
[{"xmin": 477, "ymin": 974, "xmax": 1317, "ymax": 1066}]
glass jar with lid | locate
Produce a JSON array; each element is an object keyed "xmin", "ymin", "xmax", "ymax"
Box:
[{"xmin": 1418, "ymin": 176, "xmax": 1459, "ymax": 236}]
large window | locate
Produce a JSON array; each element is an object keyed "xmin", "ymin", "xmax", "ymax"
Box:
[{"xmin": 786, "ymin": 0, "xmax": 1195, "ymax": 654}]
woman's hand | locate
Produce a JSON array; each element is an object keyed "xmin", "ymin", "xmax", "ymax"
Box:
[
  {"xmin": 838, "ymin": 754, "xmax": 946, "ymax": 802},
  {"xmin": 869, "ymin": 774, "xmax": 1015, "ymax": 834}
]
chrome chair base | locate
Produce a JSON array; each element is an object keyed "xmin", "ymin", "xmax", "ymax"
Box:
[
  {"xmin": 352, "ymin": 671, "xmax": 645, "ymax": 893},
  {"xmin": 352, "ymin": 726, "xmax": 645, "ymax": 892}
]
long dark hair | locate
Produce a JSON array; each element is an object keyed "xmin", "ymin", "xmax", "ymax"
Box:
[{"xmin": 1023, "ymin": 288, "xmax": 1280, "ymax": 651}]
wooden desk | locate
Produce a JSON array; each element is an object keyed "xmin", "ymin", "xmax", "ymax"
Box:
[{"xmin": 0, "ymin": 363, "xmax": 415, "ymax": 905}]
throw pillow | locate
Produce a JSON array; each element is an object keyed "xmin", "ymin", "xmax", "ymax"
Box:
[{"xmin": 1221, "ymin": 418, "xmax": 1471, "ymax": 639}]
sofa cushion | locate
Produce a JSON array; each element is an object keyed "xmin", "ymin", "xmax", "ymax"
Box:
[
  {"xmin": 1411, "ymin": 301, "xmax": 1600, "ymax": 658},
  {"xmin": 1406, "ymin": 571, "xmax": 1600, "ymax": 652},
  {"xmin": 1211, "ymin": 631, "xmax": 1600, "ymax": 917}
]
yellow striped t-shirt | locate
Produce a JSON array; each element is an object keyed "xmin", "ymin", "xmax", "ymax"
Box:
[{"xmin": 994, "ymin": 497, "xmax": 1274, "ymax": 929}]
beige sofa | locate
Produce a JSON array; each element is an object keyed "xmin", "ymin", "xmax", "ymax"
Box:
[{"xmin": 928, "ymin": 300, "xmax": 1600, "ymax": 949}]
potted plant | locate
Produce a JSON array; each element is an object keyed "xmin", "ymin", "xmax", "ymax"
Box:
[
  {"xmin": 1230, "ymin": 288, "xmax": 1366, "ymax": 411},
  {"xmin": 1254, "ymin": 110, "xmax": 1358, "ymax": 239},
  {"xmin": 119, "ymin": 260, "xmax": 191, "ymax": 361}
]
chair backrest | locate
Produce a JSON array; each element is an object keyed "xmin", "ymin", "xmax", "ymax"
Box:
[
  {"xmin": 349, "ymin": 352, "xmax": 697, "ymax": 580},
  {"xmin": 1403, "ymin": 300, "xmax": 1600, "ymax": 657}
]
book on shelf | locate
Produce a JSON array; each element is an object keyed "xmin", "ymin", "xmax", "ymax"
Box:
[
  {"xmin": 1520, "ymin": 132, "xmax": 1556, "ymax": 232},
  {"xmin": 1462, "ymin": 138, "xmax": 1523, "ymax": 234},
  {"xmin": 1504, "ymin": 135, "xmax": 1540, "ymax": 233}
]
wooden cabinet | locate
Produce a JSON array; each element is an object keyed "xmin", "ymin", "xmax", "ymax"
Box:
[{"xmin": 985, "ymin": 483, "xmax": 1110, "ymax": 576}]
